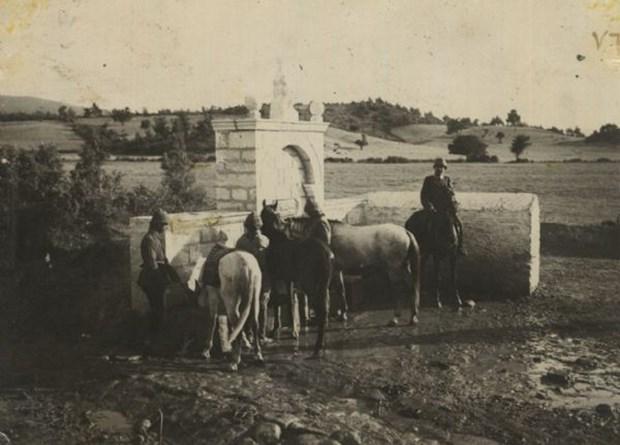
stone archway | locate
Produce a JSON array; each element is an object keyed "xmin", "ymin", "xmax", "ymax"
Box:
[{"xmin": 280, "ymin": 144, "xmax": 315, "ymax": 202}]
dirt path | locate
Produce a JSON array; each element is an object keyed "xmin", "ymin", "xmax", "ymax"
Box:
[{"xmin": 1, "ymin": 255, "xmax": 619, "ymax": 444}]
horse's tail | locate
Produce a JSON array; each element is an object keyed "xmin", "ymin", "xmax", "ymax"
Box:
[{"xmin": 227, "ymin": 255, "xmax": 260, "ymax": 346}]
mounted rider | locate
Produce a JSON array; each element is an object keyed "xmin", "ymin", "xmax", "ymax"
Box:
[
  {"xmin": 420, "ymin": 158, "xmax": 466, "ymax": 255},
  {"xmin": 235, "ymin": 212, "xmax": 272, "ymax": 342}
]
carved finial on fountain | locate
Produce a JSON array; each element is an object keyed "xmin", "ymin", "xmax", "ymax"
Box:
[
  {"xmin": 244, "ymin": 96, "xmax": 260, "ymax": 119},
  {"xmin": 270, "ymin": 62, "xmax": 298, "ymax": 121},
  {"xmin": 308, "ymin": 101, "xmax": 324, "ymax": 122}
]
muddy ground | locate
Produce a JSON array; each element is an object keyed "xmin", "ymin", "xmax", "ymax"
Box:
[{"xmin": 1, "ymin": 254, "xmax": 619, "ymax": 445}]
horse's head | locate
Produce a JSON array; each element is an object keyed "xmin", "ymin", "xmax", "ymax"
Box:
[{"xmin": 260, "ymin": 200, "xmax": 286, "ymax": 237}]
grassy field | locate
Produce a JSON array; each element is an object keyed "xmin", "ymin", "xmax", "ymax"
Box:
[
  {"xmin": 91, "ymin": 160, "xmax": 619, "ymax": 226},
  {"xmin": 325, "ymin": 162, "xmax": 620, "ymax": 225},
  {"xmin": 0, "ymin": 121, "xmax": 83, "ymax": 152}
]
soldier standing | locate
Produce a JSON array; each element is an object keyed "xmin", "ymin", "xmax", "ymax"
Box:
[
  {"xmin": 138, "ymin": 209, "xmax": 173, "ymax": 344},
  {"xmin": 235, "ymin": 212, "xmax": 272, "ymax": 342},
  {"xmin": 420, "ymin": 158, "xmax": 466, "ymax": 255}
]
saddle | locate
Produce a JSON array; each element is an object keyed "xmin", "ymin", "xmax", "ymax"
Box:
[{"xmin": 202, "ymin": 244, "xmax": 235, "ymax": 288}]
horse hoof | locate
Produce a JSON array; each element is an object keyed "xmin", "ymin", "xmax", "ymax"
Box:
[
  {"xmin": 387, "ymin": 318, "xmax": 399, "ymax": 327},
  {"xmin": 227, "ymin": 363, "xmax": 239, "ymax": 372},
  {"xmin": 410, "ymin": 316, "xmax": 419, "ymax": 325},
  {"xmin": 436, "ymin": 302, "xmax": 443, "ymax": 310},
  {"xmin": 255, "ymin": 353, "xmax": 265, "ymax": 364},
  {"xmin": 200, "ymin": 350, "xmax": 211, "ymax": 361}
]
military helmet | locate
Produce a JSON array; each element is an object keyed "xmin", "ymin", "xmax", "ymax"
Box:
[
  {"xmin": 433, "ymin": 157, "xmax": 448, "ymax": 169},
  {"xmin": 304, "ymin": 197, "xmax": 323, "ymax": 217},
  {"xmin": 151, "ymin": 208, "xmax": 170, "ymax": 226},
  {"xmin": 244, "ymin": 212, "xmax": 262, "ymax": 230}
]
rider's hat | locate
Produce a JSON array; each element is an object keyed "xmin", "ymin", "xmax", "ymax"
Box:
[
  {"xmin": 244, "ymin": 212, "xmax": 262, "ymax": 230},
  {"xmin": 151, "ymin": 208, "xmax": 170, "ymax": 226},
  {"xmin": 433, "ymin": 157, "xmax": 448, "ymax": 169}
]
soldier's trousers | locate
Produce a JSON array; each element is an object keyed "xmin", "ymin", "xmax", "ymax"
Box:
[{"xmin": 145, "ymin": 285, "xmax": 166, "ymax": 337}]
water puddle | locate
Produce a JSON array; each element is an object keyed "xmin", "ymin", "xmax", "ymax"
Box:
[{"xmin": 526, "ymin": 333, "xmax": 620, "ymax": 409}]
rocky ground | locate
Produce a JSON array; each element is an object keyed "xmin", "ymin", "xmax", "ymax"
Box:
[{"xmin": 1, "ymin": 254, "xmax": 619, "ymax": 445}]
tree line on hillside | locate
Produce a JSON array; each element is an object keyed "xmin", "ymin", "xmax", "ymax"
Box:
[
  {"xmin": 73, "ymin": 111, "xmax": 216, "ymax": 156},
  {"xmin": 323, "ymin": 98, "xmax": 443, "ymax": 140}
]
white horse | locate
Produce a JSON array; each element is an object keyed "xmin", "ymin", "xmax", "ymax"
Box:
[{"xmin": 197, "ymin": 250, "xmax": 263, "ymax": 371}]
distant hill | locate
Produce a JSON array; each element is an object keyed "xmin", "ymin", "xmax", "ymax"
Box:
[
  {"xmin": 322, "ymin": 99, "xmax": 443, "ymax": 141},
  {"xmin": 0, "ymin": 95, "xmax": 82, "ymax": 115}
]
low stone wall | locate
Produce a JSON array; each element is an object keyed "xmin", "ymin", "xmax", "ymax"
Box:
[{"xmin": 361, "ymin": 191, "xmax": 540, "ymax": 296}]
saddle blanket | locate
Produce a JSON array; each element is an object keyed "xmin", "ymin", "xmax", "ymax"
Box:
[{"xmin": 202, "ymin": 245, "xmax": 235, "ymax": 288}]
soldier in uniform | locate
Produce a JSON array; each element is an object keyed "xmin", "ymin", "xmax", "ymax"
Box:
[
  {"xmin": 138, "ymin": 209, "xmax": 174, "ymax": 343},
  {"xmin": 235, "ymin": 212, "xmax": 272, "ymax": 342},
  {"xmin": 420, "ymin": 158, "xmax": 466, "ymax": 255},
  {"xmin": 303, "ymin": 197, "xmax": 331, "ymax": 245}
]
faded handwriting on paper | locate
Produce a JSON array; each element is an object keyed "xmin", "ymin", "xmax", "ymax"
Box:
[{"xmin": 593, "ymin": 31, "xmax": 620, "ymax": 53}]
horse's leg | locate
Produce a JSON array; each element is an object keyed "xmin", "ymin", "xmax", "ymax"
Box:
[
  {"xmin": 387, "ymin": 267, "xmax": 404, "ymax": 327},
  {"xmin": 432, "ymin": 254, "xmax": 442, "ymax": 309},
  {"xmin": 407, "ymin": 261, "xmax": 420, "ymax": 325},
  {"xmin": 312, "ymin": 285, "xmax": 330, "ymax": 358},
  {"xmin": 252, "ymin": 287, "xmax": 264, "ymax": 363},
  {"xmin": 289, "ymin": 281, "xmax": 300, "ymax": 340},
  {"xmin": 450, "ymin": 252, "xmax": 463, "ymax": 309},
  {"xmin": 259, "ymin": 290, "xmax": 271, "ymax": 341},
  {"xmin": 271, "ymin": 281, "xmax": 283, "ymax": 338},
  {"xmin": 331, "ymin": 270, "xmax": 348, "ymax": 322},
  {"xmin": 201, "ymin": 286, "xmax": 220, "ymax": 360},
  {"xmin": 298, "ymin": 289, "xmax": 309, "ymax": 330},
  {"xmin": 225, "ymin": 307, "xmax": 242, "ymax": 372}
]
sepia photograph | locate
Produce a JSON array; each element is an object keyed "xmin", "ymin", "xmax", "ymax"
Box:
[{"xmin": 0, "ymin": 1, "xmax": 619, "ymax": 443}]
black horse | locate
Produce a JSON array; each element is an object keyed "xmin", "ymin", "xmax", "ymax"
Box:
[
  {"xmin": 405, "ymin": 209, "xmax": 463, "ymax": 309},
  {"xmin": 260, "ymin": 201, "xmax": 334, "ymax": 357}
]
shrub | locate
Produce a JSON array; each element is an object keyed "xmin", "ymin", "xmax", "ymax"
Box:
[
  {"xmin": 510, "ymin": 135, "xmax": 532, "ymax": 161},
  {"xmin": 325, "ymin": 157, "xmax": 354, "ymax": 163},
  {"xmin": 449, "ymin": 135, "xmax": 488, "ymax": 156}
]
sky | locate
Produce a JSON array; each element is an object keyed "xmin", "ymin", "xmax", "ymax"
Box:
[{"xmin": 1, "ymin": 0, "xmax": 619, "ymax": 133}]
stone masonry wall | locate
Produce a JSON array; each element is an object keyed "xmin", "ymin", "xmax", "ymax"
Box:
[{"xmin": 215, "ymin": 130, "xmax": 257, "ymax": 212}]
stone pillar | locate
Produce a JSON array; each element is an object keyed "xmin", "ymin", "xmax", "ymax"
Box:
[{"xmin": 212, "ymin": 102, "xmax": 329, "ymax": 216}]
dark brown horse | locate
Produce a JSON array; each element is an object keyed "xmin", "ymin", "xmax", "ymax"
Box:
[
  {"xmin": 260, "ymin": 202, "xmax": 334, "ymax": 357},
  {"xmin": 405, "ymin": 209, "xmax": 463, "ymax": 309}
]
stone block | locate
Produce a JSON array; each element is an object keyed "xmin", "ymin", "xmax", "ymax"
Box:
[
  {"xmin": 232, "ymin": 188, "xmax": 248, "ymax": 201},
  {"xmin": 218, "ymin": 172, "xmax": 256, "ymax": 189},
  {"xmin": 217, "ymin": 148, "xmax": 242, "ymax": 163},
  {"xmin": 227, "ymin": 131, "xmax": 255, "ymax": 149},
  {"xmin": 241, "ymin": 150, "xmax": 256, "ymax": 162},
  {"xmin": 217, "ymin": 201, "xmax": 246, "ymax": 211},
  {"xmin": 216, "ymin": 187, "xmax": 231, "ymax": 201}
]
